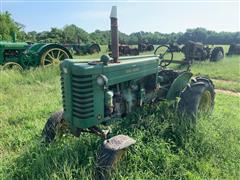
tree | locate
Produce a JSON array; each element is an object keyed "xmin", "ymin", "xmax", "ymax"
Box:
[{"xmin": 0, "ymin": 11, "xmax": 25, "ymax": 41}]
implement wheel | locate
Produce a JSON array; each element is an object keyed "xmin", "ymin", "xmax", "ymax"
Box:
[
  {"xmin": 178, "ymin": 77, "xmax": 215, "ymax": 120},
  {"xmin": 41, "ymin": 109, "xmax": 68, "ymax": 144},
  {"xmin": 2, "ymin": 62, "xmax": 23, "ymax": 71},
  {"xmin": 40, "ymin": 48, "xmax": 70, "ymax": 67}
]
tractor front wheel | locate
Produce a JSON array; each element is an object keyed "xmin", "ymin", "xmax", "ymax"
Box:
[
  {"xmin": 178, "ymin": 77, "xmax": 215, "ymax": 120},
  {"xmin": 2, "ymin": 62, "xmax": 23, "ymax": 71},
  {"xmin": 41, "ymin": 109, "xmax": 68, "ymax": 144}
]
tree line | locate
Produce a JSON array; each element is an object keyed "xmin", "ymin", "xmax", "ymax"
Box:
[{"xmin": 1, "ymin": 12, "xmax": 239, "ymax": 45}]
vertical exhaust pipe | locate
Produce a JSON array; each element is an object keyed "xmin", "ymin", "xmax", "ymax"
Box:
[
  {"xmin": 11, "ymin": 32, "xmax": 16, "ymax": 42},
  {"xmin": 110, "ymin": 6, "xmax": 119, "ymax": 63}
]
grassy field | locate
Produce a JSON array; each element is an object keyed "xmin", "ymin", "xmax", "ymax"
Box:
[{"xmin": 0, "ymin": 45, "xmax": 240, "ymax": 179}]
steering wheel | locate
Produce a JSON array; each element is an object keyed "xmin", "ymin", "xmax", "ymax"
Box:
[{"xmin": 154, "ymin": 45, "xmax": 173, "ymax": 67}]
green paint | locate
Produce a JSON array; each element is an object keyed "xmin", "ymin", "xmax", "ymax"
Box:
[{"xmin": 166, "ymin": 71, "xmax": 193, "ymax": 100}]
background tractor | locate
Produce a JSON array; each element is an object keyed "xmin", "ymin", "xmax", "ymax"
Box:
[
  {"xmin": 138, "ymin": 42, "xmax": 154, "ymax": 52},
  {"xmin": 108, "ymin": 44, "xmax": 139, "ymax": 56},
  {"xmin": 0, "ymin": 33, "xmax": 72, "ymax": 70},
  {"xmin": 41, "ymin": 6, "xmax": 215, "ymax": 178},
  {"xmin": 227, "ymin": 44, "xmax": 240, "ymax": 55},
  {"xmin": 181, "ymin": 41, "xmax": 224, "ymax": 62},
  {"xmin": 64, "ymin": 43, "xmax": 101, "ymax": 55}
]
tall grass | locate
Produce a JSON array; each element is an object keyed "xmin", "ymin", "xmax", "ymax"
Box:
[{"xmin": 0, "ymin": 67, "xmax": 240, "ymax": 179}]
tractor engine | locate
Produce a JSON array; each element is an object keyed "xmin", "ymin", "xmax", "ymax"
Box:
[
  {"xmin": 105, "ymin": 74, "xmax": 158, "ymax": 117},
  {"xmin": 60, "ymin": 55, "xmax": 164, "ymax": 130}
]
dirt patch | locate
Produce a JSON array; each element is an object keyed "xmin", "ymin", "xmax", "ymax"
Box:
[{"xmin": 215, "ymin": 89, "xmax": 240, "ymax": 96}]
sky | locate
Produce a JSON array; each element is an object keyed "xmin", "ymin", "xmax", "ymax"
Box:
[{"xmin": 0, "ymin": 0, "xmax": 239, "ymax": 34}]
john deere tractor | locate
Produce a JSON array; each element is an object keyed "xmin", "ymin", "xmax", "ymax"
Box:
[
  {"xmin": 181, "ymin": 41, "xmax": 224, "ymax": 62},
  {"xmin": 41, "ymin": 6, "xmax": 215, "ymax": 176},
  {"xmin": 64, "ymin": 43, "xmax": 101, "ymax": 55},
  {"xmin": 227, "ymin": 44, "xmax": 240, "ymax": 55},
  {"xmin": 0, "ymin": 33, "xmax": 72, "ymax": 70}
]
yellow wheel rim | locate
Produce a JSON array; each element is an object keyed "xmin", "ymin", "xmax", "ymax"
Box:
[
  {"xmin": 2, "ymin": 62, "xmax": 23, "ymax": 71},
  {"xmin": 198, "ymin": 90, "xmax": 211, "ymax": 112},
  {"xmin": 40, "ymin": 48, "xmax": 69, "ymax": 67}
]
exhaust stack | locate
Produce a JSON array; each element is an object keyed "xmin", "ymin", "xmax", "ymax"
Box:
[{"xmin": 110, "ymin": 6, "xmax": 119, "ymax": 63}]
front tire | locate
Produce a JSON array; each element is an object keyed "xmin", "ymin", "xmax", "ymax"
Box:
[
  {"xmin": 178, "ymin": 77, "xmax": 215, "ymax": 120},
  {"xmin": 41, "ymin": 109, "xmax": 67, "ymax": 144}
]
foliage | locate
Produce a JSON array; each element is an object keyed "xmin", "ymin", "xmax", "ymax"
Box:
[
  {"xmin": 1, "ymin": 12, "xmax": 239, "ymax": 45},
  {"xmin": 0, "ymin": 11, "xmax": 26, "ymax": 41}
]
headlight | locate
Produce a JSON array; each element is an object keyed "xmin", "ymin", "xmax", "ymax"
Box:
[
  {"xmin": 96, "ymin": 75, "xmax": 108, "ymax": 86},
  {"xmin": 63, "ymin": 67, "xmax": 68, "ymax": 74}
]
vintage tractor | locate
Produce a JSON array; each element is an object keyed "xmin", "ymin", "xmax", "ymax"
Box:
[
  {"xmin": 64, "ymin": 43, "xmax": 101, "ymax": 55},
  {"xmin": 41, "ymin": 6, "xmax": 215, "ymax": 177},
  {"xmin": 168, "ymin": 42, "xmax": 182, "ymax": 53},
  {"xmin": 227, "ymin": 44, "xmax": 240, "ymax": 55},
  {"xmin": 108, "ymin": 44, "xmax": 139, "ymax": 56},
  {"xmin": 181, "ymin": 41, "xmax": 224, "ymax": 62},
  {"xmin": 0, "ymin": 33, "xmax": 72, "ymax": 70},
  {"xmin": 138, "ymin": 43, "xmax": 154, "ymax": 52}
]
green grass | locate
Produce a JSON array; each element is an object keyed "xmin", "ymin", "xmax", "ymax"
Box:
[
  {"xmin": 191, "ymin": 55, "xmax": 240, "ymax": 82},
  {"xmin": 1, "ymin": 67, "xmax": 240, "ymax": 179}
]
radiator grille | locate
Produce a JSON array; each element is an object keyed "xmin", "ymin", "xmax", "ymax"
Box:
[
  {"xmin": 71, "ymin": 74, "xmax": 94, "ymax": 119},
  {"xmin": 60, "ymin": 72, "xmax": 66, "ymax": 112}
]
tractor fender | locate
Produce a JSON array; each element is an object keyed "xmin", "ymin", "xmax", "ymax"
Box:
[
  {"xmin": 166, "ymin": 71, "xmax": 193, "ymax": 100},
  {"xmin": 37, "ymin": 43, "xmax": 73, "ymax": 59}
]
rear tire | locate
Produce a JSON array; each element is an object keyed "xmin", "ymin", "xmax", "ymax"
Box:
[
  {"xmin": 147, "ymin": 44, "xmax": 154, "ymax": 51},
  {"xmin": 178, "ymin": 77, "xmax": 215, "ymax": 120},
  {"xmin": 210, "ymin": 47, "xmax": 224, "ymax": 61},
  {"xmin": 41, "ymin": 109, "xmax": 67, "ymax": 144},
  {"xmin": 130, "ymin": 48, "xmax": 139, "ymax": 56},
  {"xmin": 89, "ymin": 44, "xmax": 100, "ymax": 54}
]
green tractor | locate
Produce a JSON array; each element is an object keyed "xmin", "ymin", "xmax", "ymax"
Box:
[
  {"xmin": 181, "ymin": 41, "xmax": 224, "ymax": 62},
  {"xmin": 41, "ymin": 6, "xmax": 215, "ymax": 177},
  {"xmin": 0, "ymin": 33, "xmax": 72, "ymax": 70},
  {"xmin": 227, "ymin": 44, "xmax": 240, "ymax": 56},
  {"xmin": 64, "ymin": 43, "xmax": 101, "ymax": 55}
]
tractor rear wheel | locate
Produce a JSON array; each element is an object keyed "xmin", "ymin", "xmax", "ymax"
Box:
[
  {"xmin": 130, "ymin": 48, "xmax": 139, "ymax": 56},
  {"xmin": 41, "ymin": 109, "xmax": 68, "ymax": 144},
  {"xmin": 178, "ymin": 77, "xmax": 215, "ymax": 120},
  {"xmin": 147, "ymin": 44, "xmax": 154, "ymax": 51},
  {"xmin": 40, "ymin": 48, "xmax": 70, "ymax": 67},
  {"xmin": 210, "ymin": 47, "xmax": 224, "ymax": 61},
  {"xmin": 89, "ymin": 44, "xmax": 100, "ymax": 54}
]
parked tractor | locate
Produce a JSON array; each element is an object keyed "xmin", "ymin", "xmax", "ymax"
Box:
[
  {"xmin": 168, "ymin": 42, "xmax": 182, "ymax": 52},
  {"xmin": 227, "ymin": 44, "xmax": 240, "ymax": 55},
  {"xmin": 41, "ymin": 6, "xmax": 215, "ymax": 178},
  {"xmin": 109, "ymin": 44, "xmax": 139, "ymax": 56},
  {"xmin": 64, "ymin": 43, "xmax": 101, "ymax": 55},
  {"xmin": 138, "ymin": 43, "xmax": 154, "ymax": 52},
  {"xmin": 181, "ymin": 41, "xmax": 224, "ymax": 62},
  {"xmin": 0, "ymin": 33, "xmax": 72, "ymax": 70}
]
